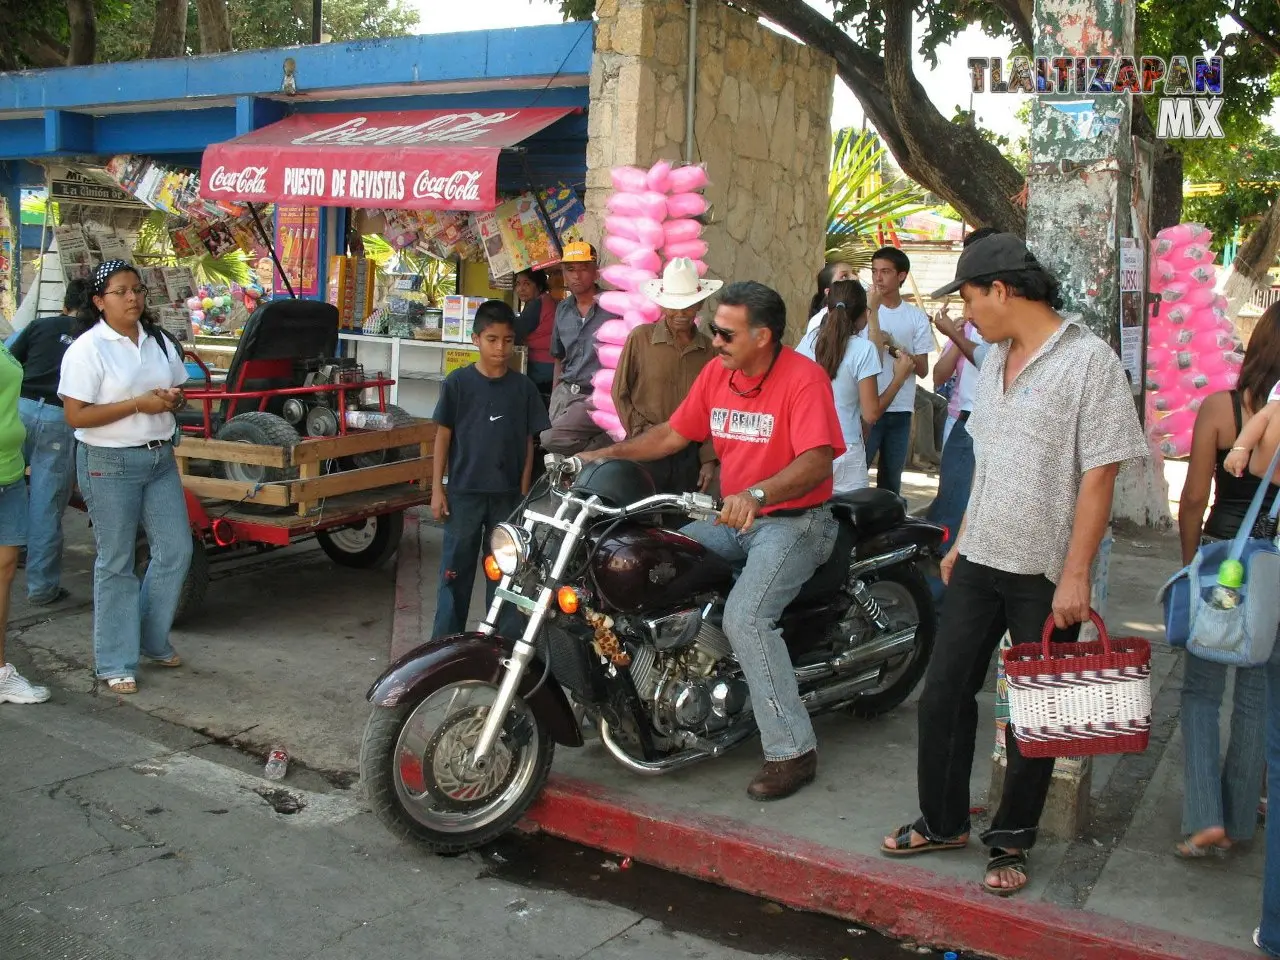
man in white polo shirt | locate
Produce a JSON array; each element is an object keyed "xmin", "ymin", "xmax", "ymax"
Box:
[{"xmin": 863, "ymin": 247, "xmax": 933, "ymax": 495}]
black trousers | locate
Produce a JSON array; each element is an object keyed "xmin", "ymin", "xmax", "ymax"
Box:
[
  {"xmin": 914, "ymin": 556, "xmax": 1081, "ymax": 851},
  {"xmin": 641, "ymin": 445, "xmax": 702, "ymax": 495}
]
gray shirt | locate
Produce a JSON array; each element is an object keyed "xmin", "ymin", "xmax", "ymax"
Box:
[
  {"xmin": 960, "ymin": 320, "xmax": 1148, "ymax": 584},
  {"xmin": 550, "ymin": 291, "xmax": 617, "ymax": 387}
]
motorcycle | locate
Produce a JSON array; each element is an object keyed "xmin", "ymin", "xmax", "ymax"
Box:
[{"xmin": 360, "ymin": 455, "xmax": 945, "ymax": 853}]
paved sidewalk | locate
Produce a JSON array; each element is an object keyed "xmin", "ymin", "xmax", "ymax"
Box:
[{"xmin": 389, "ymin": 471, "xmax": 1263, "ymax": 960}]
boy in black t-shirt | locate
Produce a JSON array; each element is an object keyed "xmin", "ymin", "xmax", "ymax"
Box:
[{"xmin": 430, "ymin": 301, "xmax": 549, "ymax": 639}]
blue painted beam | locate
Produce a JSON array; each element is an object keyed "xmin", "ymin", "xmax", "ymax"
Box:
[
  {"xmin": 0, "ymin": 24, "xmax": 593, "ymax": 116},
  {"xmin": 0, "ymin": 120, "xmax": 46, "ymax": 161},
  {"xmin": 44, "ymin": 110, "xmax": 94, "ymax": 153},
  {"xmin": 288, "ymin": 86, "xmax": 590, "ymax": 117},
  {"xmin": 236, "ymin": 96, "xmax": 288, "ymax": 135},
  {"xmin": 0, "ymin": 159, "xmax": 46, "ymax": 187},
  {"xmin": 94, "ymin": 108, "xmax": 238, "ymax": 155}
]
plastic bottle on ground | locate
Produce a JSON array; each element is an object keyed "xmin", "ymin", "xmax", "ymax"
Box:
[
  {"xmin": 345, "ymin": 409, "xmax": 393, "ymax": 430},
  {"xmin": 264, "ymin": 746, "xmax": 289, "ymax": 780}
]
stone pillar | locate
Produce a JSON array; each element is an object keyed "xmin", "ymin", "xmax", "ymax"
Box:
[{"xmin": 588, "ymin": 0, "xmax": 835, "ymax": 340}]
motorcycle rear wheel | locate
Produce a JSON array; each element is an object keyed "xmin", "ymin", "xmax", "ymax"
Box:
[
  {"xmin": 360, "ymin": 679, "xmax": 554, "ymax": 854},
  {"xmin": 848, "ymin": 565, "xmax": 937, "ymax": 718}
]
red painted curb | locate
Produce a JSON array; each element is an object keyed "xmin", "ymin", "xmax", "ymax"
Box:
[
  {"xmin": 390, "ymin": 509, "xmax": 424, "ymax": 662},
  {"xmin": 524, "ymin": 774, "xmax": 1255, "ymax": 960}
]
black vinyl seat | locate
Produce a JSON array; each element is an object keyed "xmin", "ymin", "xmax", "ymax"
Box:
[{"xmin": 830, "ymin": 488, "xmax": 906, "ymax": 538}]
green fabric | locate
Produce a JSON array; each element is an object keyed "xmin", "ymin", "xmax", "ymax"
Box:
[{"xmin": 0, "ymin": 344, "xmax": 27, "ymax": 485}]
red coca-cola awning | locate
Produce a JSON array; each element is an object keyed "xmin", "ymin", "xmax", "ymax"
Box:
[{"xmin": 199, "ymin": 107, "xmax": 575, "ymax": 211}]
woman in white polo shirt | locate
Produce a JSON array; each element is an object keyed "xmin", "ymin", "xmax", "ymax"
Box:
[{"xmin": 59, "ymin": 260, "xmax": 193, "ymax": 695}]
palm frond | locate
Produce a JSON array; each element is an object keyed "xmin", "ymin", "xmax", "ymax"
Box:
[
  {"xmin": 193, "ymin": 251, "xmax": 253, "ymax": 287},
  {"xmin": 826, "ymin": 128, "xmax": 930, "ymax": 264}
]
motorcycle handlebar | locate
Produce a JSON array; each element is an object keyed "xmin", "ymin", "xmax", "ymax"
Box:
[{"xmin": 542, "ymin": 454, "xmax": 721, "ymax": 521}]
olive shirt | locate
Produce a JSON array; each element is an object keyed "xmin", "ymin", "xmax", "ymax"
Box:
[
  {"xmin": 959, "ymin": 319, "xmax": 1148, "ymax": 584},
  {"xmin": 612, "ymin": 320, "xmax": 717, "ymax": 465}
]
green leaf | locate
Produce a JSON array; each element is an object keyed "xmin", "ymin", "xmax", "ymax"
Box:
[{"xmin": 825, "ymin": 128, "xmax": 929, "ymax": 266}]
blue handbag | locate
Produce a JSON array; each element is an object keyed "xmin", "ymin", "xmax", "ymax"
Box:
[{"xmin": 1158, "ymin": 443, "xmax": 1280, "ymax": 665}]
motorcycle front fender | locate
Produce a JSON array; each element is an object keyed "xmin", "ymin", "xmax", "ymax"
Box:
[
  {"xmin": 366, "ymin": 632, "xmax": 584, "ymax": 748},
  {"xmin": 854, "ymin": 517, "xmax": 947, "ymax": 564}
]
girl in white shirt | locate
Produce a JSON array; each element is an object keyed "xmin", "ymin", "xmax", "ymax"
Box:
[
  {"xmin": 59, "ymin": 261, "xmax": 193, "ymax": 695},
  {"xmin": 797, "ymin": 280, "xmax": 914, "ymax": 494}
]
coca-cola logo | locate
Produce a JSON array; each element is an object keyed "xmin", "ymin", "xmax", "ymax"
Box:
[
  {"xmin": 413, "ymin": 170, "xmax": 483, "ymax": 202},
  {"xmin": 207, "ymin": 165, "xmax": 269, "ymax": 194},
  {"xmin": 292, "ymin": 112, "xmax": 517, "ymax": 147}
]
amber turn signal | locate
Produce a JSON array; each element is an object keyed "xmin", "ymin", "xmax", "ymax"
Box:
[
  {"xmin": 483, "ymin": 555, "xmax": 502, "ymax": 581},
  {"xmin": 557, "ymin": 586, "xmax": 580, "ymax": 614}
]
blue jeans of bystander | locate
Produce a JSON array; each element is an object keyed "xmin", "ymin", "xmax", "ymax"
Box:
[
  {"xmin": 19, "ymin": 398, "xmax": 75, "ymax": 602},
  {"xmin": 77, "ymin": 443, "xmax": 192, "ymax": 680}
]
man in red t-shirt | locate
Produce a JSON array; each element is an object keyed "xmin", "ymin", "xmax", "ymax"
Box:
[{"xmin": 578, "ymin": 281, "xmax": 844, "ymax": 800}]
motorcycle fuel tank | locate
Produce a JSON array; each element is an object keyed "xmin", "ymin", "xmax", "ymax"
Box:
[{"xmin": 589, "ymin": 524, "xmax": 734, "ymax": 613}]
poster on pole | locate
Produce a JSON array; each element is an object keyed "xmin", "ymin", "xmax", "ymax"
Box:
[{"xmin": 1119, "ymin": 238, "xmax": 1145, "ymax": 396}]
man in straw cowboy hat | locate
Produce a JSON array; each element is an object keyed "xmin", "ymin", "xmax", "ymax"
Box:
[
  {"xmin": 579, "ymin": 279, "xmax": 845, "ymax": 801},
  {"xmin": 612, "ymin": 257, "xmax": 721, "ymax": 494}
]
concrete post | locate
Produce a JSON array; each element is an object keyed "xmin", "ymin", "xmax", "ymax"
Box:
[{"xmin": 988, "ymin": 0, "xmax": 1137, "ymax": 841}]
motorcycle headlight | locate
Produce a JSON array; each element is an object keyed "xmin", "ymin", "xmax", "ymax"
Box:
[{"xmin": 489, "ymin": 523, "xmax": 528, "ymax": 577}]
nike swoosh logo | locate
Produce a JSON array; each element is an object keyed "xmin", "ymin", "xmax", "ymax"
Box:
[{"xmin": 489, "ymin": 415, "xmax": 504, "ymax": 421}]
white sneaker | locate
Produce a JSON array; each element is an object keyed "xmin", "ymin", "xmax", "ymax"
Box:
[{"xmin": 0, "ymin": 663, "xmax": 50, "ymax": 704}]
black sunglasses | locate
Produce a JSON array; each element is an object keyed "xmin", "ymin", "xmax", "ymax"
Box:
[{"xmin": 707, "ymin": 322, "xmax": 736, "ymax": 342}]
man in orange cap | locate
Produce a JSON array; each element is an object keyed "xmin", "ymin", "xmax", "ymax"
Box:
[{"xmin": 541, "ymin": 242, "xmax": 617, "ymax": 454}]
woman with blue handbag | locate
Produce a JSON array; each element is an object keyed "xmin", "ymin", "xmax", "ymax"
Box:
[{"xmin": 1177, "ymin": 304, "xmax": 1280, "ymax": 860}]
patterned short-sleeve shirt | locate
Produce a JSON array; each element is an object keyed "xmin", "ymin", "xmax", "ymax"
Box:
[{"xmin": 960, "ymin": 320, "xmax": 1148, "ymax": 583}]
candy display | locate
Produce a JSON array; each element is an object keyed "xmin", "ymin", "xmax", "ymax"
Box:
[
  {"xmin": 1145, "ymin": 222, "xmax": 1242, "ymax": 458},
  {"xmin": 589, "ymin": 161, "xmax": 710, "ymax": 441},
  {"xmin": 184, "ymin": 279, "xmax": 267, "ymax": 336}
]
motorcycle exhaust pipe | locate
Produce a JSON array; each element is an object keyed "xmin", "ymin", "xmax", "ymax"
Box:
[
  {"xmin": 800, "ymin": 667, "xmax": 884, "ymax": 711},
  {"xmin": 598, "ymin": 718, "xmax": 757, "ymax": 776},
  {"xmin": 793, "ymin": 626, "xmax": 917, "ymax": 683}
]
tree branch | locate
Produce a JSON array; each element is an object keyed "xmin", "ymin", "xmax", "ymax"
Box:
[
  {"xmin": 1229, "ymin": 5, "xmax": 1280, "ymax": 62},
  {"xmin": 990, "ymin": 0, "xmax": 1033, "ymax": 50},
  {"xmin": 732, "ymin": 0, "xmax": 1027, "ymax": 235}
]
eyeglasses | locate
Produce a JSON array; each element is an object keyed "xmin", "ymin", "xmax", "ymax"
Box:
[
  {"xmin": 103, "ymin": 286, "xmax": 148, "ymax": 299},
  {"xmin": 707, "ymin": 322, "xmax": 736, "ymax": 342},
  {"xmin": 728, "ymin": 351, "xmax": 779, "ymax": 398}
]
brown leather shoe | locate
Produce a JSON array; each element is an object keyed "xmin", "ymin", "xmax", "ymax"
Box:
[{"xmin": 746, "ymin": 750, "xmax": 817, "ymax": 801}]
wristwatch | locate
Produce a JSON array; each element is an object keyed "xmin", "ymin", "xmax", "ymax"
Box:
[{"xmin": 747, "ymin": 487, "xmax": 767, "ymax": 507}]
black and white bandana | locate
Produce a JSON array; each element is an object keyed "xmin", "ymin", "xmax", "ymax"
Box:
[{"xmin": 93, "ymin": 260, "xmax": 134, "ymax": 294}]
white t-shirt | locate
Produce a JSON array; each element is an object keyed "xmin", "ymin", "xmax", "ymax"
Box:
[
  {"xmin": 951, "ymin": 330, "xmax": 990, "ymax": 414},
  {"xmin": 797, "ymin": 328, "xmax": 881, "ymax": 493},
  {"xmin": 59, "ymin": 321, "xmax": 190, "ymax": 447},
  {"xmin": 862, "ymin": 301, "xmax": 933, "ymax": 414},
  {"xmin": 805, "ymin": 307, "xmax": 827, "ymax": 336}
]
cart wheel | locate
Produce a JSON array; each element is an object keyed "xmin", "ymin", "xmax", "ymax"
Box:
[
  {"xmin": 135, "ymin": 533, "xmax": 210, "ymax": 627},
  {"xmin": 214, "ymin": 412, "xmax": 300, "ymax": 512},
  {"xmin": 316, "ymin": 510, "xmax": 405, "ymax": 569},
  {"xmin": 343, "ymin": 404, "xmax": 421, "ymax": 471}
]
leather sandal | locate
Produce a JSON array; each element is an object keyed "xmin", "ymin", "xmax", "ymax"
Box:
[
  {"xmin": 880, "ymin": 823, "xmax": 968, "ymax": 857},
  {"xmin": 143, "ymin": 653, "xmax": 182, "ymax": 668},
  {"xmin": 105, "ymin": 677, "xmax": 137, "ymax": 695},
  {"xmin": 983, "ymin": 848, "xmax": 1029, "ymax": 897}
]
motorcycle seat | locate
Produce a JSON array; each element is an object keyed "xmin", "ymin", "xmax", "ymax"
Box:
[
  {"xmin": 830, "ymin": 489, "xmax": 907, "ymax": 539},
  {"xmin": 793, "ymin": 511, "xmax": 857, "ymax": 604}
]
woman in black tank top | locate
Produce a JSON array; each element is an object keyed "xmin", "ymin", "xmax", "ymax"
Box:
[{"xmin": 1175, "ymin": 305, "xmax": 1280, "ymax": 861}]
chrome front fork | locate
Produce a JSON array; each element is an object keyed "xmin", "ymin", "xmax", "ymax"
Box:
[{"xmin": 469, "ymin": 496, "xmax": 593, "ymax": 766}]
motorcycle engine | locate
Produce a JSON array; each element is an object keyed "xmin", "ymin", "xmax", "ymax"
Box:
[{"xmin": 626, "ymin": 614, "xmax": 750, "ymax": 738}]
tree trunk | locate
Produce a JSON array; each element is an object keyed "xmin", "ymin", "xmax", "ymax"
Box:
[
  {"xmin": 732, "ymin": 0, "xmax": 1028, "ymax": 237},
  {"xmin": 149, "ymin": 0, "xmax": 190, "ymax": 58},
  {"xmin": 1220, "ymin": 199, "xmax": 1280, "ymax": 324},
  {"xmin": 194, "ymin": 0, "xmax": 232, "ymax": 53},
  {"xmin": 64, "ymin": 0, "xmax": 97, "ymax": 65}
]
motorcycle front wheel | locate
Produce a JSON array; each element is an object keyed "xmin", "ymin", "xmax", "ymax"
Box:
[{"xmin": 360, "ymin": 679, "xmax": 554, "ymax": 854}]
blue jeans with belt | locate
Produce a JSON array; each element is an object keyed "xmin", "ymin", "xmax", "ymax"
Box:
[
  {"xmin": 77, "ymin": 443, "xmax": 192, "ymax": 680},
  {"xmin": 19, "ymin": 397, "xmax": 75, "ymax": 602}
]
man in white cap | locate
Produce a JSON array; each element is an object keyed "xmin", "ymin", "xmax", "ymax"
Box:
[{"xmin": 612, "ymin": 258, "xmax": 721, "ymax": 493}]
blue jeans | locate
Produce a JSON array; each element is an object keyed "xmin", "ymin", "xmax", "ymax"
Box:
[
  {"xmin": 926, "ymin": 415, "xmax": 974, "ymax": 538},
  {"xmin": 19, "ymin": 398, "xmax": 75, "ymax": 601},
  {"xmin": 680, "ymin": 508, "xmax": 838, "ymax": 761},
  {"xmin": 865, "ymin": 411, "xmax": 913, "ymax": 495},
  {"xmin": 1180, "ymin": 653, "xmax": 1266, "ymax": 840},
  {"xmin": 77, "ymin": 443, "xmax": 193, "ymax": 680},
  {"xmin": 1257, "ymin": 636, "xmax": 1280, "ymax": 955},
  {"xmin": 432, "ymin": 491, "xmax": 523, "ymax": 639}
]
